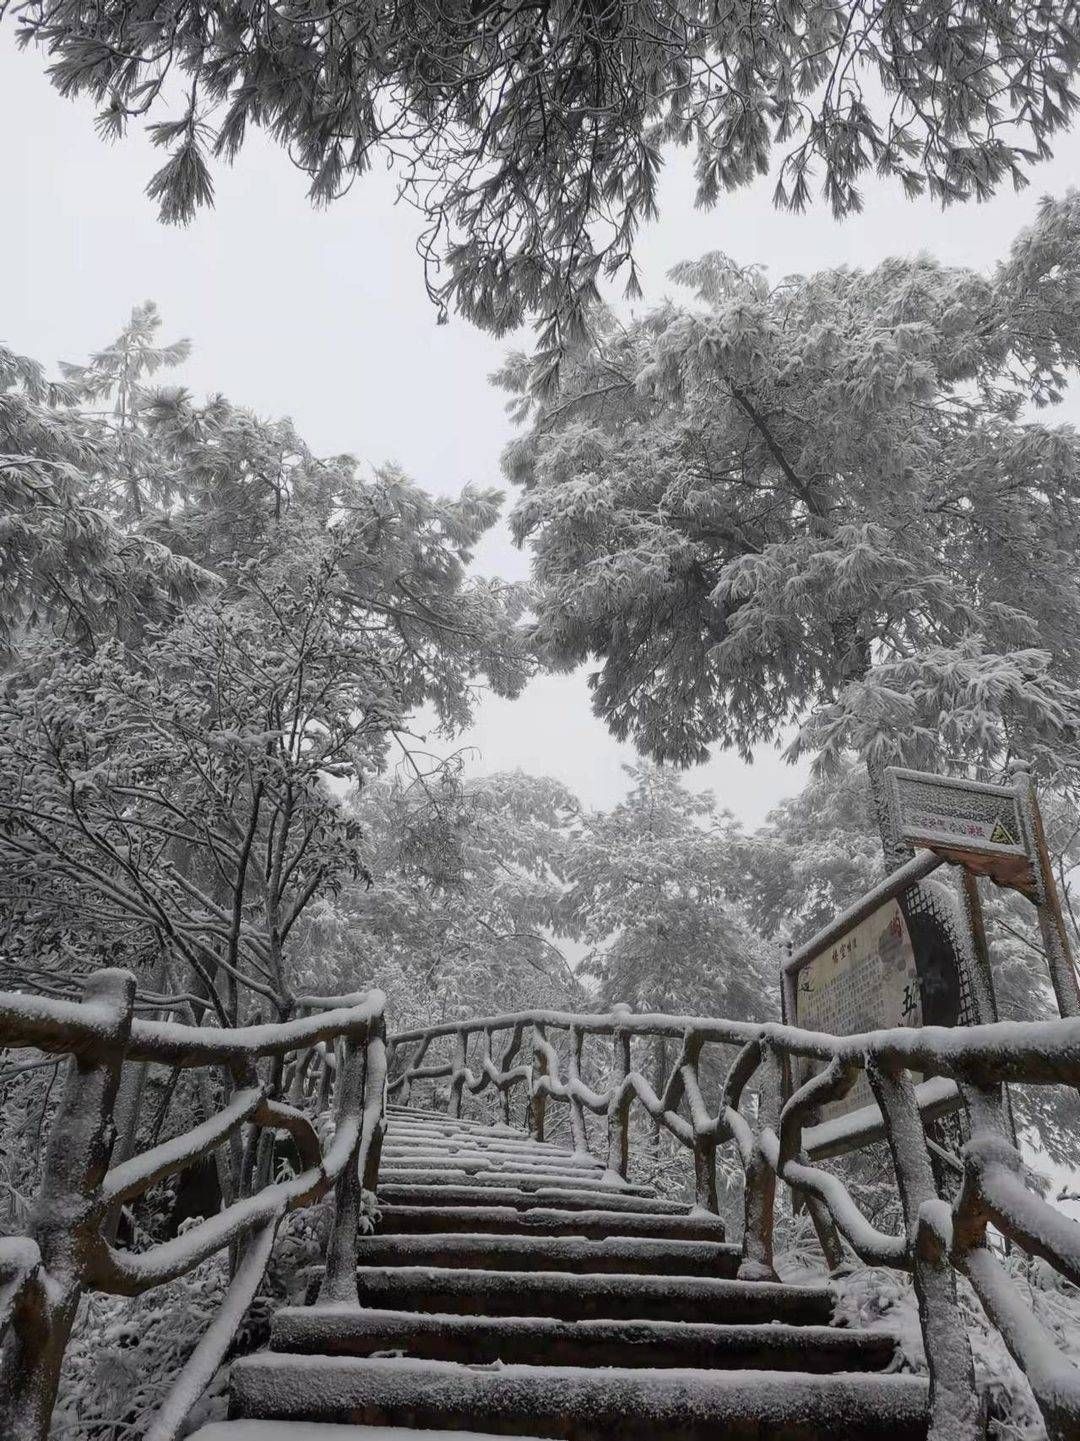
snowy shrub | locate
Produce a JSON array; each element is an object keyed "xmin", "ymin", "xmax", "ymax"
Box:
[
  {"xmin": 825, "ymin": 1251, "xmax": 1080, "ymax": 1441},
  {"xmin": 49, "ymin": 1202, "xmax": 333, "ymax": 1441},
  {"xmin": 50, "ymin": 1251, "xmax": 231, "ymax": 1441}
]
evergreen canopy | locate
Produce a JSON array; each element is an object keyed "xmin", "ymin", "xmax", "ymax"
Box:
[
  {"xmin": 8, "ymin": 0, "xmax": 1080, "ymax": 349},
  {"xmin": 498, "ymin": 194, "xmax": 1080, "ymax": 787}
]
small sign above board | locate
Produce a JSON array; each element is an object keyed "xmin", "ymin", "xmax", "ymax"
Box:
[{"xmin": 885, "ymin": 767, "xmax": 1036, "ymax": 896}]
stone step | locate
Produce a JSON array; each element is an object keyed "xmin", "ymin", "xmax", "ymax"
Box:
[
  {"xmin": 387, "ymin": 1110, "xmax": 522, "ymax": 1133},
  {"xmin": 386, "ymin": 1116, "xmax": 559, "ymax": 1138},
  {"xmin": 381, "ymin": 1144, "xmax": 604, "ymax": 1169},
  {"xmin": 352, "ymin": 1265, "xmax": 834, "ymax": 1326},
  {"xmin": 375, "ymin": 1167, "xmax": 648, "ymax": 1195},
  {"xmin": 384, "ymin": 1127, "xmax": 565, "ymax": 1146},
  {"xmin": 272, "ymin": 1306, "xmax": 896, "ymax": 1373},
  {"xmin": 378, "ymin": 1153, "xmax": 645, "ymax": 1175},
  {"xmin": 230, "ymin": 1355, "xmax": 929, "ymax": 1440},
  {"xmin": 377, "ymin": 1155, "xmax": 608, "ymax": 1179},
  {"xmin": 354, "ymin": 1232, "xmax": 740, "ymax": 1277},
  {"xmin": 385, "ymin": 1119, "xmax": 590, "ymax": 1152},
  {"xmin": 374, "ymin": 1203, "xmax": 727, "ymax": 1243},
  {"xmin": 374, "ymin": 1183, "xmax": 686, "ymax": 1215},
  {"xmin": 380, "ymin": 1135, "xmax": 596, "ymax": 1158}
]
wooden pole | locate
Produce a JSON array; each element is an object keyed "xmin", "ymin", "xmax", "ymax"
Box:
[{"xmin": 1012, "ymin": 761, "xmax": 1080, "ymax": 1019}]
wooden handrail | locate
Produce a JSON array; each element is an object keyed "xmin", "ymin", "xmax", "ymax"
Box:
[
  {"xmin": 0, "ymin": 971, "xmax": 386, "ymax": 1441},
  {"xmin": 5, "ymin": 969, "xmax": 1080, "ymax": 1441}
]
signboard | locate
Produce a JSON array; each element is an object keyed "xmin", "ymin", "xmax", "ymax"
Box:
[
  {"xmin": 885, "ymin": 767, "xmax": 1035, "ymax": 895},
  {"xmin": 781, "ymin": 763, "xmax": 1071, "ymax": 1150},
  {"xmin": 794, "ymin": 895, "xmax": 923, "ymax": 1121}
]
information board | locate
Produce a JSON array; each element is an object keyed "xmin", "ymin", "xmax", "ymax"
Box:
[{"xmin": 794, "ymin": 896, "xmax": 923, "ymax": 1121}]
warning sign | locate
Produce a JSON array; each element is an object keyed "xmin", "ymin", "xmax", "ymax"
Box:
[{"xmin": 885, "ymin": 768, "xmax": 1034, "ymax": 894}]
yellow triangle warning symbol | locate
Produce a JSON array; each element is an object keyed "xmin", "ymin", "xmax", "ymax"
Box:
[{"xmin": 990, "ymin": 818, "xmax": 1018, "ymax": 846}]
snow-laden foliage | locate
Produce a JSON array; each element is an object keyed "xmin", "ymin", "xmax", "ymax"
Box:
[
  {"xmin": 499, "ymin": 196, "xmax": 1080, "ymax": 790},
  {"xmin": 0, "ymin": 568, "xmax": 391, "ymax": 1018},
  {"xmin": 304, "ymin": 767, "xmax": 584, "ymax": 1028},
  {"xmin": 9, "ymin": 2, "xmax": 1080, "ymax": 349},
  {"xmin": 827, "ymin": 1253, "xmax": 1080, "ymax": 1440},
  {"xmin": 0, "ymin": 307, "xmax": 532, "ymax": 1019},
  {"xmin": 558, "ymin": 762, "xmax": 772, "ymax": 1022},
  {"xmin": 326, "ymin": 761, "xmax": 771, "ymax": 1036},
  {"xmin": 0, "ymin": 315, "xmax": 210, "ymax": 655}
]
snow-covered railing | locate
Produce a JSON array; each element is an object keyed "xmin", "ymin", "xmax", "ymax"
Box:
[
  {"xmin": 0, "ymin": 970, "xmax": 387, "ymax": 1441},
  {"xmin": 389, "ymin": 1006, "xmax": 1080, "ymax": 1441}
]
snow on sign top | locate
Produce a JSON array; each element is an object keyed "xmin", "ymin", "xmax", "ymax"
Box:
[{"xmin": 885, "ymin": 767, "xmax": 1036, "ymax": 894}]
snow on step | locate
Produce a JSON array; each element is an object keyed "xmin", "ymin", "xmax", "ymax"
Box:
[
  {"xmin": 271, "ymin": 1307, "xmax": 897, "ymax": 1374},
  {"xmin": 374, "ymin": 1183, "xmax": 688, "ymax": 1214},
  {"xmin": 353, "ymin": 1265, "xmax": 834, "ymax": 1325},
  {"xmin": 376, "ymin": 1158, "xmax": 612, "ymax": 1181},
  {"xmin": 386, "ymin": 1111, "xmax": 524, "ymax": 1134},
  {"xmin": 376, "ymin": 1168, "xmax": 657, "ymax": 1197},
  {"xmin": 377, "ymin": 1141, "xmax": 602, "ymax": 1164},
  {"xmin": 221, "ymin": 1109, "xmax": 924, "ymax": 1440},
  {"xmin": 191, "ymin": 1421, "xmax": 547, "ymax": 1441},
  {"xmin": 230, "ymin": 1355, "xmax": 930, "ymax": 1440},
  {"xmin": 382, "ymin": 1135, "xmax": 594, "ymax": 1154},
  {"xmin": 382, "ymin": 1143, "xmax": 604, "ymax": 1165},
  {"xmin": 374, "ymin": 1203, "xmax": 727, "ymax": 1243},
  {"xmin": 384, "ymin": 1124, "xmax": 588, "ymax": 1149},
  {"xmin": 352, "ymin": 1232, "xmax": 740, "ymax": 1277}
]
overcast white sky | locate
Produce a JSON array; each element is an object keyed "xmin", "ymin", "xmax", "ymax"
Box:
[{"xmin": 5, "ymin": 41, "xmax": 1080, "ymax": 827}]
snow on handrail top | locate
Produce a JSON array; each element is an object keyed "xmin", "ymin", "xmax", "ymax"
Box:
[
  {"xmin": 128, "ymin": 991, "xmax": 387, "ymax": 1066},
  {"xmin": 391, "ymin": 1008, "xmax": 1080, "ymax": 1085},
  {"xmin": 0, "ymin": 983, "xmax": 386, "ymax": 1067}
]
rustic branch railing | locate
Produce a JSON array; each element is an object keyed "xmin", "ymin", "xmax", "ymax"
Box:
[
  {"xmin": 389, "ymin": 1007, "xmax": 1080, "ymax": 1441},
  {"xmin": 0, "ymin": 970, "xmax": 387, "ymax": 1441}
]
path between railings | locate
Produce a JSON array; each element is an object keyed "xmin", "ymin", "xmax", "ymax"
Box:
[{"xmin": 3, "ymin": 987, "xmax": 1080, "ymax": 1439}]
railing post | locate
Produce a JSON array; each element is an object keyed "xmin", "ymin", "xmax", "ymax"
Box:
[
  {"xmin": 606, "ymin": 1005, "xmax": 632, "ymax": 1179},
  {"xmin": 565, "ymin": 1025, "xmax": 589, "ymax": 1154},
  {"xmin": 481, "ymin": 1028, "xmax": 507, "ymax": 1125},
  {"xmin": 319, "ymin": 1030, "xmax": 369, "ymax": 1307},
  {"xmin": 738, "ymin": 1043, "xmax": 780, "ymax": 1281},
  {"xmin": 361, "ymin": 1017, "xmax": 388, "ymax": 1195},
  {"xmin": 448, "ymin": 1029, "xmax": 467, "ymax": 1119},
  {"xmin": 399, "ymin": 1035, "xmax": 430, "ymax": 1110},
  {"xmin": 317, "ymin": 1042, "xmax": 334, "ymax": 1112},
  {"xmin": 803, "ymin": 1187, "xmax": 847, "ymax": 1273},
  {"xmin": 866, "ymin": 1059, "xmax": 981, "ymax": 1441},
  {"xmin": 0, "ymin": 969, "xmax": 134, "ymax": 1441},
  {"xmin": 528, "ymin": 1022, "xmax": 548, "ymax": 1142},
  {"xmin": 498, "ymin": 1025, "xmax": 525, "ymax": 1127},
  {"xmin": 675, "ymin": 1033, "xmax": 718, "ymax": 1214}
]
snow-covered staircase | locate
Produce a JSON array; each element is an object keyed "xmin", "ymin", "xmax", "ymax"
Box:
[{"xmin": 197, "ymin": 1106, "xmax": 931, "ymax": 1440}]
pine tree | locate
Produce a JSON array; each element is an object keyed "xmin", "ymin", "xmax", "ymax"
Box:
[
  {"xmin": 560, "ymin": 762, "xmax": 771, "ymax": 1021},
  {"xmin": 0, "ymin": 325, "xmax": 207, "ymax": 654},
  {"xmin": 10, "ymin": 1, "xmax": 1080, "ymax": 346},
  {"xmin": 498, "ymin": 195, "xmax": 1080, "ymax": 799}
]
